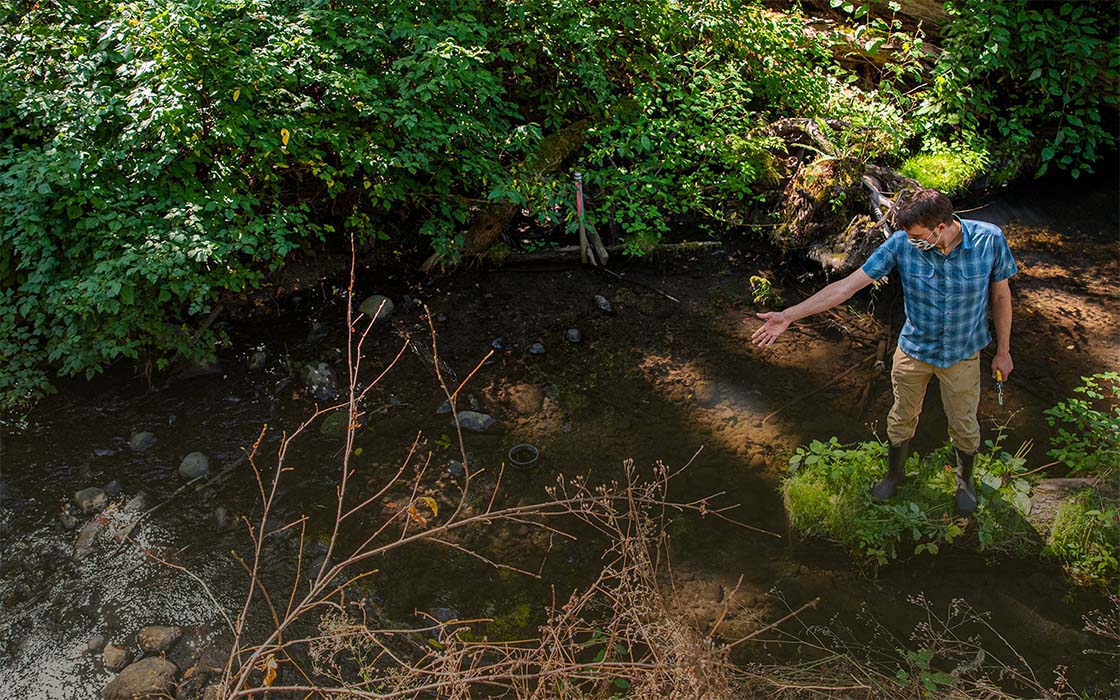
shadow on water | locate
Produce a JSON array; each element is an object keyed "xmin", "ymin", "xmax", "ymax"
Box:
[{"xmin": 1, "ymin": 166, "xmax": 1117, "ymax": 697}]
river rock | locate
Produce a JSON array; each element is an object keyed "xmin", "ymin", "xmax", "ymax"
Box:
[
  {"xmin": 94, "ymin": 448, "xmax": 116, "ymax": 458},
  {"xmin": 138, "ymin": 625, "xmax": 183, "ymax": 654},
  {"xmin": 528, "ymin": 342, "xmax": 546, "ymax": 354},
  {"xmin": 87, "ymin": 634, "xmax": 106, "ymax": 653},
  {"xmin": 436, "ymin": 399, "xmax": 454, "ymax": 415},
  {"xmin": 129, "ymin": 432, "xmax": 157, "ymax": 453},
  {"xmin": 59, "ymin": 507, "xmax": 80, "ymax": 530},
  {"xmin": 564, "ymin": 328, "xmax": 582, "ymax": 343},
  {"xmin": 75, "ymin": 487, "xmax": 109, "ymax": 515},
  {"xmin": 103, "ymin": 644, "xmax": 131, "ymax": 672},
  {"xmin": 214, "ymin": 507, "xmax": 231, "ymax": 530},
  {"xmin": 593, "ymin": 294, "xmax": 613, "ymax": 313},
  {"xmin": 302, "ymin": 362, "xmax": 339, "ymax": 401},
  {"xmin": 452, "ymin": 411, "xmax": 496, "ymax": 433},
  {"xmin": 249, "ymin": 350, "xmax": 268, "ymax": 370},
  {"xmin": 178, "ymin": 452, "xmax": 210, "ymax": 480},
  {"xmin": 102, "ymin": 657, "xmax": 177, "ymax": 700},
  {"xmin": 490, "ymin": 337, "xmax": 507, "ymax": 350},
  {"xmin": 104, "ymin": 480, "xmax": 124, "ymax": 498},
  {"xmin": 359, "ymin": 294, "xmax": 395, "ymax": 322},
  {"xmin": 693, "ymin": 381, "xmax": 720, "ymax": 407},
  {"xmin": 319, "ymin": 411, "xmax": 351, "ymax": 438}
]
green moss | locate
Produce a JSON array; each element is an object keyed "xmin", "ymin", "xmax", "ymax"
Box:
[
  {"xmin": 899, "ymin": 141, "xmax": 989, "ymax": 197},
  {"xmin": 1047, "ymin": 489, "xmax": 1120, "ymax": 591},
  {"xmin": 485, "ymin": 601, "xmax": 534, "ymax": 640}
]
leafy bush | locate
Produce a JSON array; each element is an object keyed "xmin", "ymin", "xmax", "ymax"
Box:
[
  {"xmin": 1044, "ymin": 372, "xmax": 1120, "ymax": 481},
  {"xmin": 782, "ymin": 437, "xmax": 1038, "ymax": 564},
  {"xmin": 918, "ymin": 1, "xmax": 1119, "ymax": 178},
  {"xmin": 1047, "ymin": 489, "xmax": 1120, "ymax": 591}
]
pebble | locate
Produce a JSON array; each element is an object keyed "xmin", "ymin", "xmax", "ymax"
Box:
[
  {"xmin": 93, "ymin": 448, "xmax": 116, "ymax": 458},
  {"xmin": 87, "ymin": 634, "xmax": 105, "ymax": 654},
  {"xmin": 528, "ymin": 342, "xmax": 546, "ymax": 354},
  {"xmin": 102, "ymin": 657, "xmax": 177, "ymax": 700},
  {"xmin": 129, "ymin": 431, "xmax": 157, "ymax": 453},
  {"xmin": 302, "ymin": 362, "xmax": 339, "ymax": 402},
  {"xmin": 59, "ymin": 508, "xmax": 79, "ymax": 530},
  {"xmin": 214, "ymin": 507, "xmax": 231, "ymax": 530},
  {"xmin": 104, "ymin": 480, "xmax": 123, "ymax": 498},
  {"xmin": 249, "ymin": 350, "xmax": 268, "ymax": 370},
  {"xmin": 490, "ymin": 337, "xmax": 507, "ymax": 350},
  {"xmin": 594, "ymin": 294, "xmax": 613, "ymax": 313},
  {"xmin": 564, "ymin": 328, "xmax": 582, "ymax": 343},
  {"xmin": 178, "ymin": 452, "xmax": 210, "ymax": 480},
  {"xmin": 74, "ymin": 487, "xmax": 108, "ymax": 515}
]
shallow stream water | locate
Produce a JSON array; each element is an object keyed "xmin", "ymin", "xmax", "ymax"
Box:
[{"xmin": 1, "ymin": 171, "xmax": 1117, "ymax": 698}]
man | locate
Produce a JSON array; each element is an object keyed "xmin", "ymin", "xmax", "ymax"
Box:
[{"xmin": 751, "ymin": 188, "xmax": 1017, "ymax": 515}]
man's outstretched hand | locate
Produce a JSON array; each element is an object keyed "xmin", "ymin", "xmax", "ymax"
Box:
[{"xmin": 751, "ymin": 311, "xmax": 791, "ymax": 346}]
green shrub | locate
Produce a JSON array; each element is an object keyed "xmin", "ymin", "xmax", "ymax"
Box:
[
  {"xmin": 1047, "ymin": 489, "xmax": 1120, "ymax": 592},
  {"xmin": 1044, "ymin": 373, "xmax": 1120, "ymax": 481},
  {"xmin": 782, "ymin": 437, "xmax": 1038, "ymax": 564}
]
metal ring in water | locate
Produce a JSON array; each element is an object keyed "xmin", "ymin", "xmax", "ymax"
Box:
[{"xmin": 508, "ymin": 443, "xmax": 540, "ymax": 470}]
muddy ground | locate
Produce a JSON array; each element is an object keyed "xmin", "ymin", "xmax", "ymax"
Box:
[{"xmin": 1, "ymin": 174, "xmax": 1117, "ymax": 697}]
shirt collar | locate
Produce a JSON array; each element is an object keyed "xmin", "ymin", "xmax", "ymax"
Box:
[{"xmin": 956, "ymin": 215, "xmax": 974, "ymax": 250}]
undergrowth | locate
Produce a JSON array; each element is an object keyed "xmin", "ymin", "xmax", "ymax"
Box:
[
  {"xmin": 782, "ymin": 436, "xmax": 1039, "ymax": 565},
  {"xmin": 1047, "ymin": 489, "xmax": 1120, "ymax": 593}
]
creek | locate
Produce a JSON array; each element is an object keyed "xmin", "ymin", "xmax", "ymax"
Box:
[{"xmin": 1, "ymin": 171, "xmax": 1117, "ymax": 698}]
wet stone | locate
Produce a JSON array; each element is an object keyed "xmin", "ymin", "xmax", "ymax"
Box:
[
  {"xmin": 594, "ymin": 294, "xmax": 613, "ymax": 313},
  {"xmin": 59, "ymin": 508, "xmax": 79, "ymax": 530},
  {"xmin": 214, "ymin": 507, "xmax": 230, "ymax": 530},
  {"xmin": 94, "ymin": 448, "xmax": 116, "ymax": 458},
  {"xmin": 528, "ymin": 342, "xmax": 546, "ymax": 355},
  {"xmin": 103, "ymin": 644, "xmax": 131, "ymax": 672},
  {"xmin": 138, "ymin": 625, "xmax": 183, "ymax": 654},
  {"xmin": 490, "ymin": 337, "xmax": 507, "ymax": 350},
  {"xmin": 103, "ymin": 656, "xmax": 177, "ymax": 700},
  {"xmin": 87, "ymin": 634, "xmax": 106, "ymax": 654},
  {"xmin": 436, "ymin": 400, "xmax": 454, "ymax": 415},
  {"xmin": 178, "ymin": 452, "xmax": 210, "ymax": 481},
  {"xmin": 249, "ymin": 350, "xmax": 268, "ymax": 370},
  {"xmin": 75, "ymin": 487, "xmax": 109, "ymax": 515},
  {"xmin": 104, "ymin": 480, "xmax": 124, "ymax": 498},
  {"xmin": 564, "ymin": 328, "xmax": 582, "ymax": 343},
  {"xmin": 359, "ymin": 294, "xmax": 395, "ymax": 322},
  {"xmin": 129, "ymin": 432, "xmax": 157, "ymax": 453},
  {"xmin": 452, "ymin": 411, "xmax": 496, "ymax": 433}
]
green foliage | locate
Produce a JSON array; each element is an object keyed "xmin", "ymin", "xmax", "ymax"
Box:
[
  {"xmin": 748, "ymin": 275, "xmax": 780, "ymax": 307},
  {"xmin": 898, "ymin": 139, "xmax": 989, "ymax": 197},
  {"xmin": 1044, "ymin": 373, "xmax": 1120, "ymax": 480},
  {"xmin": 918, "ymin": 1, "xmax": 1119, "ymax": 179},
  {"xmin": 783, "ymin": 436, "xmax": 1038, "ymax": 564},
  {"xmin": 1046, "ymin": 489, "xmax": 1120, "ymax": 592}
]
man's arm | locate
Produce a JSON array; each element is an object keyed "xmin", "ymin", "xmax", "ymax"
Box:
[
  {"xmin": 751, "ymin": 269, "xmax": 875, "ymax": 346},
  {"xmin": 990, "ymin": 278, "xmax": 1013, "ymax": 378}
]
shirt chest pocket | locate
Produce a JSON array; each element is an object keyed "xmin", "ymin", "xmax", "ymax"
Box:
[{"xmin": 958, "ymin": 267, "xmax": 989, "ymax": 299}]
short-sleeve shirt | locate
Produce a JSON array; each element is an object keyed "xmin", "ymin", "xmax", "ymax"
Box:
[{"xmin": 861, "ymin": 217, "xmax": 1017, "ymax": 368}]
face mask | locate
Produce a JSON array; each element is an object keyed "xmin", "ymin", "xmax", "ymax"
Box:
[{"xmin": 907, "ymin": 226, "xmax": 943, "ymax": 251}]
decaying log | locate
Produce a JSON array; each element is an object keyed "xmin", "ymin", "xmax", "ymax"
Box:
[{"xmin": 420, "ymin": 120, "xmax": 591, "ymax": 274}]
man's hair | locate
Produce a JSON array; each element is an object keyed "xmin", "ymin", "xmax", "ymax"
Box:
[{"xmin": 894, "ymin": 188, "xmax": 954, "ymax": 231}]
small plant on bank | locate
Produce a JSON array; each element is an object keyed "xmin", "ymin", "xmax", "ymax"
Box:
[
  {"xmin": 1047, "ymin": 489, "xmax": 1120, "ymax": 592},
  {"xmin": 1044, "ymin": 372, "xmax": 1120, "ymax": 481},
  {"xmin": 782, "ymin": 436, "xmax": 1038, "ymax": 565},
  {"xmin": 748, "ymin": 275, "xmax": 781, "ymax": 308},
  {"xmin": 899, "ymin": 139, "xmax": 989, "ymax": 197}
]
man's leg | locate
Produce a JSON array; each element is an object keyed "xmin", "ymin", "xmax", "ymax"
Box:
[
  {"xmin": 875, "ymin": 347, "xmax": 934, "ymax": 501},
  {"xmin": 936, "ymin": 353, "xmax": 981, "ymax": 515}
]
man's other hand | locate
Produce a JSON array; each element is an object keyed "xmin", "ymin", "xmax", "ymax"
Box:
[
  {"xmin": 992, "ymin": 352, "xmax": 1014, "ymax": 380},
  {"xmin": 752, "ymin": 311, "xmax": 791, "ymax": 346}
]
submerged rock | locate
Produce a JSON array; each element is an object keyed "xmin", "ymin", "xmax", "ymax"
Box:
[
  {"xmin": 528, "ymin": 342, "xmax": 546, "ymax": 355},
  {"xmin": 693, "ymin": 381, "xmax": 720, "ymax": 407},
  {"xmin": 302, "ymin": 362, "xmax": 339, "ymax": 402},
  {"xmin": 129, "ymin": 432, "xmax": 157, "ymax": 453},
  {"xmin": 74, "ymin": 487, "xmax": 108, "ymax": 515},
  {"xmin": 594, "ymin": 294, "xmax": 613, "ymax": 313},
  {"xmin": 178, "ymin": 452, "xmax": 210, "ymax": 480},
  {"xmin": 138, "ymin": 625, "xmax": 182, "ymax": 654},
  {"xmin": 102, "ymin": 657, "xmax": 177, "ymax": 700},
  {"xmin": 564, "ymin": 328, "xmax": 582, "ymax": 343}
]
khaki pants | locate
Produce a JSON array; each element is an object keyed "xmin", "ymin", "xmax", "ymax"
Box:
[{"xmin": 887, "ymin": 347, "xmax": 981, "ymax": 454}]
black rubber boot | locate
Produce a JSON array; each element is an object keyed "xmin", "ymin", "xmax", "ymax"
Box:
[
  {"xmin": 955, "ymin": 449, "xmax": 978, "ymax": 516},
  {"xmin": 872, "ymin": 440, "xmax": 909, "ymax": 503}
]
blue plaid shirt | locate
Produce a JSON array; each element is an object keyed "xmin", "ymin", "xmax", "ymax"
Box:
[{"xmin": 861, "ymin": 217, "xmax": 1018, "ymax": 368}]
